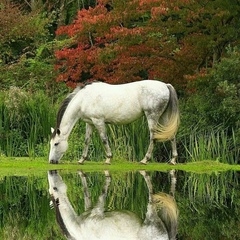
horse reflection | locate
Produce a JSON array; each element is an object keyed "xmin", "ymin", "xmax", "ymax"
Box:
[{"xmin": 48, "ymin": 170, "xmax": 178, "ymax": 240}]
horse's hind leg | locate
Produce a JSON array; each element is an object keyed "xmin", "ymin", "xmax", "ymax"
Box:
[
  {"xmin": 140, "ymin": 114, "xmax": 158, "ymax": 165},
  {"xmin": 170, "ymin": 137, "xmax": 178, "ymax": 165},
  {"xmin": 90, "ymin": 171, "xmax": 111, "ymax": 217},
  {"xmin": 157, "ymin": 109, "xmax": 178, "ymax": 165},
  {"xmin": 78, "ymin": 123, "xmax": 93, "ymax": 164},
  {"xmin": 140, "ymin": 137, "xmax": 155, "ymax": 165},
  {"xmin": 139, "ymin": 171, "xmax": 153, "ymax": 198}
]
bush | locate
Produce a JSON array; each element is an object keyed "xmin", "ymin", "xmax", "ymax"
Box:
[
  {"xmin": 178, "ymin": 47, "xmax": 240, "ymax": 164},
  {"xmin": 182, "ymin": 47, "xmax": 240, "ymax": 131}
]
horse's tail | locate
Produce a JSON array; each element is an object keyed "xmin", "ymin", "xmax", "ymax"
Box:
[
  {"xmin": 153, "ymin": 84, "xmax": 180, "ymax": 141},
  {"xmin": 153, "ymin": 192, "xmax": 178, "ymax": 240}
]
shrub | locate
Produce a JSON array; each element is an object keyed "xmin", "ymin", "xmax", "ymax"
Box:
[{"xmin": 182, "ymin": 47, "xmax": 240, "ymax": 131}]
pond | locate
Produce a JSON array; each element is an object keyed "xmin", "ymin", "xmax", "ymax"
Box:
[{"xmin": 0, "ymin": 170, "xmax": 239, "ymax": 240}]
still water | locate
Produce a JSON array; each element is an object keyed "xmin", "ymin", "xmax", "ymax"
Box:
[{"xmin": 0, "ymin": 170, "xmax": 239, "ymax": 240}]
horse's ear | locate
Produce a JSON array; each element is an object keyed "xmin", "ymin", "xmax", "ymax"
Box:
[
  {"xmin": 56, "ymin": 128, "xmax": 61, "ymax": 135},
  {"xmin": 51, "ymin": 127, "xmax": 54, "ymax": 134}
]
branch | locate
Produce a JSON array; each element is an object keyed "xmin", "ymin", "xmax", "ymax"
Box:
[
  {"xmin": 89, "ymin": 32, "xmax": 94, "ymax": 47},
  {"xmin": 23, "ymin": 0, "xmax": 31, "ymax": 9}
]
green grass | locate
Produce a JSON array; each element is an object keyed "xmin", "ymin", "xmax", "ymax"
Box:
[
  {"xmin": 182, "ymin": 127, "xmax": 239, "ymax": 164},
  {"xmin": 0, "ymin": 157, "xmax": 240, "ymax": 178}
]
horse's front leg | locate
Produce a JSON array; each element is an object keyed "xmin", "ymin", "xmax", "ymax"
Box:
[
  {"xmin": 78, "ymin": 171, "xmax": 92, "ymax": 210},
  {"xmin": 92, "ymin": 119, "xmax": 112, "ymax": 164},
  {"xmin": 78, "ymin": 123, "xmax": 93, "ymax": 164}
]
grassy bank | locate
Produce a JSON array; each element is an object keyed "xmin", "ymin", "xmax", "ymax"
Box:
[
  {"xmin": 0, "ymin": 88, "xmax": 239, "ymax": 166},
  {"xmin": 1, "ymin": 157, "xmax": 240, "ymax": 178}
]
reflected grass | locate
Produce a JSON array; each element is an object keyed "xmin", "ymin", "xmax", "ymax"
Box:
[{"xmin": 0, "ymin": 157, "xmax": 240, "ymax": 177}]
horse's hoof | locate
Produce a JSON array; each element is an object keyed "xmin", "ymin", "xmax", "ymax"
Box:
[
  {"xmin": 104, "ymin": 170, "xmax": 110, "ymax": 177},
  {"xmin": 77, "ymin": 171, "xmax": 86, "ymax": 178},
  {"xmin": 139, "ymin": 170, "xmax": 146, "ymax": 176},
  {"xmin": 140, "ymin": 161, "xmax": 147, "ymax": 165},
  {"xmin": 168, "ymin": 161, "xmax": 176, "ymax": 165},
  {"xmin": 78, "ymin": 160, "xmax": 84, "ymax": 165},
  {"xmin": 104, "ymin": 158, "xmax": 111, "ymax": 165},
  {"xmin": 104, "ymin": 162, "xmax": 111, "ymax": 165}
]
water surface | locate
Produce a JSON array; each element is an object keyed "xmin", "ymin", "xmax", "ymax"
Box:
[{"xmin": 0, "ymin": 170, "xmax": 239, "ymax": 239}]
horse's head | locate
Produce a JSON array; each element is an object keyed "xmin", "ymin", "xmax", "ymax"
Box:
[
  {"xmin": 49, "ymin": 127, "xmax": 68, "ymax": 164},
  {"xmin": 48, "ymin": 170, "xmax": 67, "ymax": 195}
]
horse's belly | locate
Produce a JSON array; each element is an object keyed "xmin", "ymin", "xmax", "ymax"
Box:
[
  {"xmin": 104, "ymin": 108, "xmax": 143, "ymax": 124},
  {"xmin": 80, "ymin": 211, "xmax": 141, "ymax": 240}
]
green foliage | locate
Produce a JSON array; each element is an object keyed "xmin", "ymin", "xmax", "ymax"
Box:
[
  {"xmin": 0, "ymin": 2, "xmax": 51, "ymax": 64},
  {"xmin": 182, "ymin": 48, "xmax": 240, "ymax": 130},
  {"xmin": 0, "ymin": 88, "xmax": 57, "ymax": 157},
  {"xmin": 178, "ymin": 49, "xmax": 240, "ymax": 164},
  {"xmin": 0, "ymin": 175, "xmax": 64, "ymax": 240}
]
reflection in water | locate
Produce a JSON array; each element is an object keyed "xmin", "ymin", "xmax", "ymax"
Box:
[
  {"xmin": 48, "ymin": 170, "xmax": 178, "ymax": 240},
  {"xmin": 0, "ymin": 171, "xmax": 239, "ymax": 239}
]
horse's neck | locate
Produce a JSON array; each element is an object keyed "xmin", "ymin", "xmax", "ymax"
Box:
[
  {"xmin": 56, "ymin": 191, "xmax": 84, "ymax": 238},
  {"xmin": 49, "ymin": 173, "xmax": 82, "ymax": 238},
  {"xmin": 60, "ymin": 102, "xmax": 81, "ymax": 138}
]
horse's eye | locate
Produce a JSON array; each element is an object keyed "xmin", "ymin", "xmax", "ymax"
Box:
[{"xmin": 54, "ymin": 143, "xmax": 59, "ymax": 146}]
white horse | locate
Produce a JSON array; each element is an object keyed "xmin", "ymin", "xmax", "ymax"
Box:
[
  {"xmin": 48, "ymin": 170, "xmax": 178, "ymax": 240},
  {"xmin": 49, "ymin": 80, "xmax": 180, "ymax": 164}
]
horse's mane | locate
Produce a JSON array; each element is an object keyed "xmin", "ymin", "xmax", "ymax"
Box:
[
  {"xmin": 51, "ymin": 81, "xmax": 101, "ymax": 138},
  {"xmin": 51, "ymin": 86, "xmax": 81, "ymax": 138},
  {"xmin": 50, "ymin": 195, "xmax": 72, "ymax": 239}
]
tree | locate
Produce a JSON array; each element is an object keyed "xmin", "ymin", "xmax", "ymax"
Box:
[
  {"xmin": 0, "ymin": 1, "xmax": 50, "ymax": 64},
  {"xmin": 54, "ymin": 0, "xmax": 240, "ymax": 89}
]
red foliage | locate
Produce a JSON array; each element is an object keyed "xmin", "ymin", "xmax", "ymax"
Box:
[{"xmin": 54, "ymin": 0, "xmax": 239, "ymax": 90}]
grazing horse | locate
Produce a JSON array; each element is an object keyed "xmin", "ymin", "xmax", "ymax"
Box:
[
  {"xmin": 49, "ymin": 80, "xmax": 180, "ymax": 164},
  {"xmin": 48, "ymin": 170, "xmax": 178, "ymax": 240}
]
